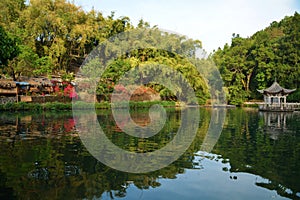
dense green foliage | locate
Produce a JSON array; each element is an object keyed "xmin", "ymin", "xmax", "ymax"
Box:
[
  {"xmin": 0, "ymin": 26, "xmax": 19, "ymax": 68},
  {"xmin": 1, "ymin": 0, "xmax": 299, "ymax": 104},
  {"xmin": 0, "ymin": 0, "xmax": 131, "ymax": 77},
  {"xmin": 0, "ymin": 0, "xmax": 209, "ymax": 103},
  {"xmin": 213, "ymin": 12, "xmax": 300, "ymax": 105},
  {"xmin": 92, "ymin": 46, "xmax": 209, "ymax": 104}
]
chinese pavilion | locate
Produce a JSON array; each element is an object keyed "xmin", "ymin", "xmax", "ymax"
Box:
[{"xmin": 257, "ymin": 81, "xmax": 296, "ymax": 111}]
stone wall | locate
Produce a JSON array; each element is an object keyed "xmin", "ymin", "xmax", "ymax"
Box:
[{"xmin": 0, "ymin": 97, "xmax": 17, "ymax": 104}]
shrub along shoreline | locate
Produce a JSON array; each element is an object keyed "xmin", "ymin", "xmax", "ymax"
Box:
[{"xmin": 0, "ymin": 101, "xmax": 177, "ymax": 111}]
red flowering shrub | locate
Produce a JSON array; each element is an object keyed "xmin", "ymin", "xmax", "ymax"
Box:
[
  {"xmin": 64, "ymin": 84, "xmax": 78, "ymax": 99},
  {"xmin": 114, "ymin": 84, "xmax": 127, "ymax": 93},
  {"xmin": 53, "ymin": 85, "xmax": 62, "ymax": 96}
]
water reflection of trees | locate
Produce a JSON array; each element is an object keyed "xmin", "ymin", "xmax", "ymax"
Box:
[
  {"xmin": 213, "ymin": 109, "xmax": 300, "ymax": 200},
  {"xmin": 0, "ymin": 112, "xmax": 77, "ymax": 140},
  {"xmin": 0, "ymin": 109, "xmax": 210, "ymax": 199},
  {"xmin": 0, "ymin": 109, "xmax": 299, "ymax": 199}
]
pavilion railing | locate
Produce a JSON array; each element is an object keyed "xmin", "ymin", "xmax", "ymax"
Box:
[{"xmin": 258, "ymin": 103, "xmax": 300, "ymax": 111}]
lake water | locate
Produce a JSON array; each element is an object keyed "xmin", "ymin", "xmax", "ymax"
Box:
[{"xmin": 0, "ymin": 108, "xmax": 299, "ymax": 200}]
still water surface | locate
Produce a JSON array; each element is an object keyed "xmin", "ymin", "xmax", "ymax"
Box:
[{"xmin": 0, "ymin": 108, "xmax": 299, "ymax": 200}]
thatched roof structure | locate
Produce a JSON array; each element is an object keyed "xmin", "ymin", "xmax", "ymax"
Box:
[
  {"xmin": 0, "ymin": 80, "xmax": 16, "ymax": 89},
  {"xmin": 33, "ymin": 77, "xmax": 53, "ymax": 87},
  {"xmin": 17, "ymin": 77, "xmax": 53, "ymax": 87}
]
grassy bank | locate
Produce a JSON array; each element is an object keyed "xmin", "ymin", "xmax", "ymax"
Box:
[{"xmin": 0, "ymin": 101, "xmax": 176, "ymax": 111}]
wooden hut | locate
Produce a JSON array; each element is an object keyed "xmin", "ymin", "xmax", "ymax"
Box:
[
  {"xmin": 258, "ymin": 81, "xmax": 296, "ymax": 111},
  {"xmin": 15, "ymin": 82, "xmax": 30, "ymax": 95},
  {"xmin": 0, "ymin": 80, "xmax": 17, "ymax": 96},
  {"xmin": 33, "ymin": 77, "xmax": 53, "ymax": 94},
  {"xmin": 18, "ymin": 77, "xmax": 53, "ymax": 94}
]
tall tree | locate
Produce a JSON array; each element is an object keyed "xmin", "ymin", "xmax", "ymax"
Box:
[{"xmin": 0, "ymin": 26, "xmax": 19, "ymax": 68}]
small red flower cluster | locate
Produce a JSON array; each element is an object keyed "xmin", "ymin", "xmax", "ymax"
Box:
[{"xmin": 64, "ymin": 84, "xmax": 78, "ymax": 99}]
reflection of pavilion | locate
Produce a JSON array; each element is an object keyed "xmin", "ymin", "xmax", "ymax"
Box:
[
  {"xmin": 260, "ymin": 112, "xmax": 293, "ymax": 140},
  {"xmin": 257, "ymin": 81, "xmax": 296, "ymax": 112}
]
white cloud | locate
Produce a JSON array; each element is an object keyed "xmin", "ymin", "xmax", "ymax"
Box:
[{"xmin": 74, "ymin": 0, "xmax": 299, "ymax": 53}]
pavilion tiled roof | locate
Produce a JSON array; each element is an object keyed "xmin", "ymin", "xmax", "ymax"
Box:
[{"xmin": 257, "ymin": 81, "xmax": 296, "ymax": 95}]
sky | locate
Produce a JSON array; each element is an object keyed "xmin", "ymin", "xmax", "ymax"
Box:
[{"xmin": 74, "ymin": 0, "xmax": 300, "ymax": 53}]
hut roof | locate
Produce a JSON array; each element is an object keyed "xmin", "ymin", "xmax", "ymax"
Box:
[
  {"xmin": 257, "ymin": 81, "xmax": 296, "ymax": 95},
  {"xmin": 0, "ymin": 80, "xmax": 16, "ymax": 89},
  {"xmin": 16, "ymin": 82, "xmax": 30, "ymax": 86},
  {"xmin": 34, "ymin": 78, "xmax": 53, "ymax": 87},
  {"xmin": 17, "ymin": 77, "xmax": 53, "ymax": 87},
  {"xmin": 51, "ymin": 77, "xmax": 63, "ymax": 83}
]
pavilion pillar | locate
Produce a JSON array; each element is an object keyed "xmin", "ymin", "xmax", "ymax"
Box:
[
  {"xmin": 283, "ymin": 113, "xmax": 286, "ymax": 128},
  {"xmin": 279, "ymin": 96, "xmax": 282, "ymax": 109},
  {"xmin": 264, "ymin": 96, "xmax": 267, "ymax": 109}
]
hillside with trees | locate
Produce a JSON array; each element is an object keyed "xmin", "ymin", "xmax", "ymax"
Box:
[
  {"xmin": 0, "ymin": 0, "xmax": 299, "ymax": 105},
  {"xmin": 0, "ymin": 0, "xmax": 210, "ymax": 104},
  {"xmin": 213, "ymin": 12, "xmax": 300, "ymax": 105}
]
